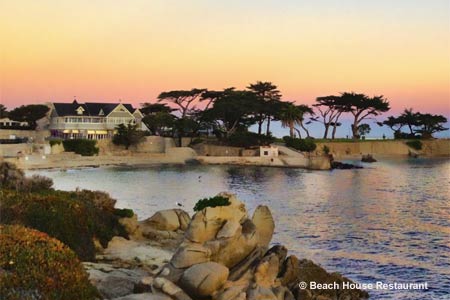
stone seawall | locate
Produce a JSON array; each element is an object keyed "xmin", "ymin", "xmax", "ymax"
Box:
[
  {"xmin": 0, "ymin": 129, "xmax": 50, "ymax": 143},
  {"xmin": 316, "ymin": 139, "xmax": 450, "ymax": 157}
]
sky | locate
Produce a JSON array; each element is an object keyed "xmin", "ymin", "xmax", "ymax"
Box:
[{"xmin": 1, "ymin": 0, "xmax": 449, "ymax": 137}]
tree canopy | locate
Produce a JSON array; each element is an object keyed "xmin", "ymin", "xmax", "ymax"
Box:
[
  {"xmin": 112, "ymin": 123, "xmax": 145, "ymax": 149},
  {"xmin": 201, "ymin": 90, "xmax": 259, "ymax": 138},
  {"xmin": 0, "ymin": 104, "xmax": 8, "ymax": 118},
  {"xmin": 381, "ymin": 109, "xmax": 448, "ymax": 139},
  {"xmin": 8, "ymin": 104, "xmax": 50, "ymax": 129},
  {"xmin": 157, "ymin": 89, "xmax": 206, "ymax": 118},
  {"xmin": 247, "ymin": 81, "xmax": 282, "ymax": 136},
  {"xmin": 339, "ymin": 92, "xmax": 390, "ymax": 139}
]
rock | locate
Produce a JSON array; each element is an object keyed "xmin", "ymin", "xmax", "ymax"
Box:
[
  {"xmin": 144, "ymin": 209, "xmax": 190, "ymax": 231},
  {"xmin": 158, "ymin": 263, "xmax": 186, "ymax": 283},
  {"xmin": 278, "ymin": 256, "xmax": 301, "ymax": 290},
  {"xmin": 331, "ymin": 161, "xmax": 363, "ymax": 169},
  {"xmin": 217, "ymin": 220, "xmax": 242, "ymax": 239},
  {"xmin": 170, "ymin": 243, "xmax": 211, "ymax": 268},
  {"xmin": 96, "ymin": 276, "xmax": 135, "ymax": 299},
  {"xmin": 252, "ymin": 205, "xmax": 275, "ymax": 248},
  {"xmin": 213, "ymin": 286, "xmax": 247, "ymax": 300},
  {"xmin": 272, "ymin": 286, "xmax": 295, "ymax": 300},
  {"xmin": 112, "ymin": 293, "xmax": 172, "ymax": 300},
  {"xmin": 290, "ymin": 259, "xmax": 370, "ymax": 300},
  {"xmin": 179, "ymin": 262, "xmax": 229, "ymax": 298},
  {"xmin": 102, "ymin": 236, "xmax": 172, "ymax": 267},
  {"xmin": 247, "ymin": 285, "xmax": 278, "ymax": 300},
  {"xmin": 229, "ymin": 247, "xmax": 265, "ymax": 281},
  {"xmin": 84, "ymin": 262, "xmax": 148, "ymax": 287},
  {"xmin": 265, "ymin": 245, "xmax": 288, "ymax": 266},
  {"xmin": 254, "ymin": 254, "xmax": 280, "ymax": 288},
  {"xmin": 133, "ymin": 276, "xmax": 154, "ymax": 293},
  {"xmin": 120, "ymin": 214, "xmax": 143, "ymax": 239},
  {"xmin": 153, "ymin": 277, "xmax": 192, "ymax": 300},
  {"xmin": 176, "ymin": 210, "xmax": 191, "ymax": 231},
  {"xmin": 361, "ymin": 154, "xmax": 377, "ymax": 163}
]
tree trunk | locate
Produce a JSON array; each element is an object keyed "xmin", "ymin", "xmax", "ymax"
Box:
[
  {"xmin": 300, "ymin": 121, "xmax": 310, "ymax": 138},
  {"xmin": 331, "ymin": 124, "xmax": 338, "ymax": 139},
  {"xmin": 323, "ymin": 124, "xmax": 330, "ymax": 139},
  {"xmin": 289, "ymin": 123, "xmax": 294, "ymax": 138},
  {"xmin": 352, "ymin": 121, "xmax": 359, "ymax": 139},
  {"xmin": 294, "ymin": 128, "xmax": 302, "ymax": 139},
  {"xmin": 258, "ymin": 120, "xmax": 263, "ymax": 135},
  {"xmin": 266, "ymin": 116, "xmax": 271, "ymax": 136}
]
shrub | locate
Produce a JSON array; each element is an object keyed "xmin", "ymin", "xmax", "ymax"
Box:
[
  {"xmin": 0, "ymin": 189, "xmax": 128, "ymax": 261},
  {"xmin": 62, "ymin": 139, "xmax": 99, "ymax": 156},
  {"xmin": 226, "ymin": 131, "xmax": 275, "ymax": 148},
  {"xmin": 114, "ymin": 208, "xmax": 135, "ymax": 218},
  {"xmin": 283, "ymin": 136, "xmax": 317, "ymax": 152},
  {"xmin": 49, "ymin": 139, "xmax": 62, "ymax": 147},
  {"xmin": 406, "ymin": 140, "xmax": 422, "ymax": 150},
  {"xmin": 322, "ymin": 145, "xmax": 330, "ymax": 155},
  {"xmin": 0, "ymin": 225, "xmax": 98, "ymax": 300},
  {"xmin": 193, "ymin": 196, "xmax": 231, "ymax": 212},
  {"xmin": 189, "ymin": 138, "xmax": 204, "ymax": 146}
]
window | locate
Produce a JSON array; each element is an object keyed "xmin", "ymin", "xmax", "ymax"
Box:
[{"xmin": 264, "ymin": 151, "xmax": 269, "ymax": 156}]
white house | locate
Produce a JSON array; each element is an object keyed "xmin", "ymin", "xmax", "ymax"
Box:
[
  {"xmin": 0, "ymin": 117, "xmax": 28, "ymax": 128},
  {"xmin": 48, "ymin": 100, "xmax": 147, "ymax": 140}
]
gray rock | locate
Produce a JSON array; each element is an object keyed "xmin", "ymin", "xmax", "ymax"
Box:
[
  {"xmin": 97, "ymin": 276, "xmax": 135, "ymax": 299},
  {"xmin": 112, "ymin": 293, "xmax": 172, "ymax": 300}
]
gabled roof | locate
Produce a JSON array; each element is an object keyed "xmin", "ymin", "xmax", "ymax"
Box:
[{"xmin": 52, "ymin": 101, "xmax": 136, "ymax": 117}]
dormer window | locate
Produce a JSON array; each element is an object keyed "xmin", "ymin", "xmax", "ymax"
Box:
[
  {"xmin": 76, "ymin": 106, "xmax": 85, "ymax": 115},
  {"xmin": 99, "ymin": 109, "xmax": 104, "ymax": 116}
]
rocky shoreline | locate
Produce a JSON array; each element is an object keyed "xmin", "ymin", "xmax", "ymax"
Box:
[{"xmin": 88, "ymin": 193, "xmax": 369, "ymax": 300}]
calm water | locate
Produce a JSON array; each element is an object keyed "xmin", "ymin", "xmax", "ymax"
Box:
[{"xmin": 28, "ymin": 158, "xmax": 450, "ymax": 300}]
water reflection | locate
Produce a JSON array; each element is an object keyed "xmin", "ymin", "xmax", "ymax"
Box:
[{"xmin": 28, "ymin": 157, "xmax": 450, "ymax": 299}]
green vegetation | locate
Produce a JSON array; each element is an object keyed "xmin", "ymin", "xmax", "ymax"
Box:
[
  {"xmin": 283, "ymin": 136, "xmax": 317, "ymax": 152},
  {"xmin": 113, "ymin": 122, "xmax": 145, "ymax": 149},
  {"xmin": 7, "ymin": 104, "xmax": 50, "ymax": 129},
  {"xmin": 189, "ymin": 138, "xmax": 204, "ymax": 146},
  {"xmin": 381, "ymin": 109, "xmax": 448, "ymax": 139},
  {"xmin": 193, "ymin": 196, "xmax": 231, "ymax": 212},
  {"xmin": 406, "ymin": 140, "xmax": 423, "ymax": 150},
  {"xmin": 278, "ymin": 102, "xmax": 313, "ymax": 138},
  {"xmin": 0, "ymin": 224, "xmax": 98, "ymax": 300},
  {"xmin": 49, "ymin": 139, "xmax": 62, "ymax": 146},
  {"xmin": 226, "ymin": 131, "xmax": 275, "ymax": 148},
  {"xmin": 62, "ymin": 139, "xmax": 99, "ymax": 156},
  {"xmin": 114, "ymin": 208, "xmax": 135, "ymax": 218},
  {"xmin": 322, "ymin": 145, "xmax": 330, "ymax": 155},
  {"xmin": 0, "ymin": 162, "xmax": 129, "ymax": 261},
  {"xmin": 357, "ymin": 124, "xmax": 371, "ymax": 139},
  {"xmin": 0, "ymin": 162, "xmax": 53, "ymax": 192}
]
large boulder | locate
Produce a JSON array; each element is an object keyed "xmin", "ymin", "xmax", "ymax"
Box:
[
  {"xmin": 150, "ymin": 193, "xmax": 368, "ymax": 300},
  {"xmin": 252, "ymin": 205, "xmax": 275, "ymax": 249},
  {"xmin": 144, "ymin": 209, "xmax": 190, "ymax": 232},
  {"xmin": 179, "ymin": 262, "xmax": 229, "ymax": 298},
  {"xmin": 185, "ymin": 193, "xmax": 247, "ymax": 243},
  {"xmin": 170, "ymin": 243, "xmax": 211, "ymax": 268}
]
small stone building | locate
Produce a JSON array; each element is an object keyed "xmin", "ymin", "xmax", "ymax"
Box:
[{"xmin": 259, "ymin": 145, "xmax": 278, "ymax": 158}]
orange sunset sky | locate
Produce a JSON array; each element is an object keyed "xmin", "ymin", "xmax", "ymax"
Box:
[{"xmin": 1, "ymin": 0, "xmax": 449, "ymax": 116}]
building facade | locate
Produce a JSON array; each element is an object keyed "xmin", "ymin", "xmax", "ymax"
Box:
[{"xmin": 48, "ymin": 101, "xmax": 147, "ymax": 139}]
